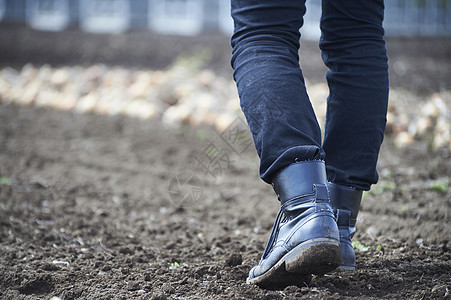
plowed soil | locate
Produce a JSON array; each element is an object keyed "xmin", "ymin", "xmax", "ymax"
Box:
[{"xmin": 0, "ymin": 26, "xmax": 450, "ymax": 299}]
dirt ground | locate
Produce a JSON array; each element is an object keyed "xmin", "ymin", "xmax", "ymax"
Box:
[{"xmin": 0, "ymin": 26, "xmax": 450, "ymax": 299}]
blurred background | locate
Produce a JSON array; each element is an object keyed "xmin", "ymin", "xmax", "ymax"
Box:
[
  {"xmin": 0, "ymin": 0, "xmax": 450, "ymax": 150},
  {"xmin": 1, "ymin": 0, "xmax": 451, "ymax": 37},
  {"xmin": 0, "ymin": 2, "xmax": 450, "ymax": 298}
]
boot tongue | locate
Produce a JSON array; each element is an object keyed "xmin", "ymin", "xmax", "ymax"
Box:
[{"xmin": 271, "ymin": 161, "xmax": 327, "ymax": 205}]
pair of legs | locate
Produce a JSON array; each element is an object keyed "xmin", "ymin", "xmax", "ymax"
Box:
[
  {"xmin": 231, "ymin": 0, "xmax": 389, "ymax": 287},
  {"xmin": 231, "ymin": 0, "xmax": 389, "ymax": 191}
]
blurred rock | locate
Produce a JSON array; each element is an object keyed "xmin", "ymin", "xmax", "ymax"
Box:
[
  {"xmin": 215, "ymin": 113, "xmax": 236, "ymax": 133},
  {"xmin": 18, "ymin": 80, "xmax": 41, "ymax": 105},
  {"xmin": 394, "ymin": 131, "xmax": 414, "ymax": 148},
  {"xmin": 129, "ymin": 72, "xmax": 152, "ymax": 99},
  {"xmin": 0, "ymin": 64, "xmax": 449, "ymax": 151},
  {"xmin": 20, "ymin": 63, "xmax": 38, "ymax": 84},
  {"xmin": 197, "ymin": 70, "xmax": 216, "ymax": 87},
  {"xmin": 0, "ymin": 67, "xmax": 19, "ymax": 84},
  {"xmin": 122, "ymin": 99, "xmax": 160, "ymax": 120},
  {"xmin": 433, "ymin": 117, "xmax": 451, "ymax": 150},
  {"xmin": 421, "ymin": 100, "xmax": 440, "ymax": 119},
  {"xmin": 50, "ymin": 68, "xmax": 70, "ymax": 88},
  {"xmin": 410, "ymin": 116, "xmax": 433, "ymax": 138},
  {"xmin": 161, "ymin": 104, "xmax": 191, "ymax": 128},
  {"xmin": 76, "ymin": 92, "xmax": 98, "ymax": 113},
  {"xmin": 35, "ymin": 87, "xmax": 60, "ymax": 108},
  {"xmin": 37, "ymin": 64, "xmax": 53, "ymax": 83}
]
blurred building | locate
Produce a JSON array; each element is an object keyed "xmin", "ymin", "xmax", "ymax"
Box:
[{"xmin": 0, "ymin": 0, "xmax": 450, "ymax": 38}]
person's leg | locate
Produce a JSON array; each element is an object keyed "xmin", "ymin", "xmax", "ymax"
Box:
[
  {"xmin": 231, "ymin": 0, "xmax": 341, "ymax": 287},
  {"xmin": 320, "ymin": 0, "xmax": 389, "ymax": 191},
  {"xmin": 231, "ymin": 0, "xmax": 324, "ymax": 183},
  {"xmin": 320, "ymin": 0, "xmax": 389, "ymax": 270}
]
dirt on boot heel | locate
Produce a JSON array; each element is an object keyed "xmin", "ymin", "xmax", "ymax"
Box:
[{"xmin": 285, "ymin": 238, "xmax": 342, "ymax": 275}]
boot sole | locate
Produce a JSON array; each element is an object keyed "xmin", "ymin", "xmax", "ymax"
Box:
[{"xmin": 247, "ymin": 238, "xmax": 341, "ymax": 288}]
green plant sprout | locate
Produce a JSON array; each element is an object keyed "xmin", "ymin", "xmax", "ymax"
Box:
[
  {"xmin": 430, "ymin": 178, "xmax": 449, "ymax": 192},
  {"xmin": 370, "ymin": 181, "xmax": 396, "ymax": 195},
  {"xmin": 352, "ymin": 241, "xmax": 369, "ymax": 252},
  {"xmin": 0, "ymin": 177, "xmax": 11, "ymax": 186}
]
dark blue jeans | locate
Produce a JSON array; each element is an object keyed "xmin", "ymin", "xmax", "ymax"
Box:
[{"xmin": 231, "ymin": 0, "xmax": 389, "ymax": 191}]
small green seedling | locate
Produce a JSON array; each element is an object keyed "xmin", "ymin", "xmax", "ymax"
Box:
[
  {"xmin": 372, "ymin": 244, "xmax": 382, "ymax": 251},
  {"xmin": 400, "ymin": 204, "xmax": 409, "ymax": 212},
  {"xmin": 352, "ymin": 241, "xmax": 369, "ymax": 252},
  {"xmin": 0, "ymin": 177, "xmax": 11, "ymax": 186},
  {"xmin": 430, "ymin": 178, "xmax": 449, "ymax": 192},
  {"xmin": 370, "ymin": 181, "xmax": 396, "ymax": 195}
]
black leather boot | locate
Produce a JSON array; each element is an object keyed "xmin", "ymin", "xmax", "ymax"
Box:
[
  {"xmin": 327, "ymin": 182, "xmax": 363, "ymax": 271},
  {"xmin": 247, "ymin": 161, "xmax": 341, "ymax": 288}
]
